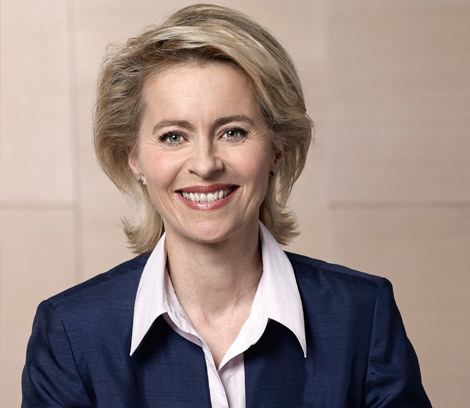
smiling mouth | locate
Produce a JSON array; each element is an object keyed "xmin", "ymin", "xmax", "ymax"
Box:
[{"xmin": 177, "ymin": 185, "xmax": 238, "ymax": 203}]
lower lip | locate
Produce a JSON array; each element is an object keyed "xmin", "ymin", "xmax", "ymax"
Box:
[{"xmin": 176, "ymin": 188, "xmax": 238, "ymax": 210}]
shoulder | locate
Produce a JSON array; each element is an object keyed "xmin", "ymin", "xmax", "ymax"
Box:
[
  {"xmin": 44, "ymin": 253, "xmax": 150, "ymax": 318},
  {"xmin": 285, "ymin": 252, "xmax": 400, "ymax": 346},
  {"xmin": 286, "ymin": 251, "xmax": 386, "ymax": 284},
  {"xmin": 27, "ymin": 254, "xmax": 151, "ymax": 381},
  {"xmin": 285, "ymin": 251, "xmax": 392, "ymax": 308}
]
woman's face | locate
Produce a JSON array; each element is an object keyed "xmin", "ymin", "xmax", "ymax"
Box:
[{"xmin": 129, "ymin": 62, "xmax": 277, "ymax": 245}]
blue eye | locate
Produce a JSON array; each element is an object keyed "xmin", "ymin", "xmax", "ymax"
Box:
[
  {"xmin": 223, "ymin": 127, "xmax": 248, "ymax": 141},
  {"xmin": 159, "ymin": 132, "xmax": 183, "ymax": 145}
]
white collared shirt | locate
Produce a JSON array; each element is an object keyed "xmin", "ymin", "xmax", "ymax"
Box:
[{"xmin": 130, "ymin": 222, "xmax": 307, "ymax": 408}]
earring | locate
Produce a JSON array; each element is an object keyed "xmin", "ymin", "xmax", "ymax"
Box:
[{"xmin": 137, "ymin": 176, "xmax": 145, "ymax": 185}]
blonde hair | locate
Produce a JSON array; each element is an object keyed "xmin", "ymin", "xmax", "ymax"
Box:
[{"xmin": 94, "ymin": 4, "xmax": 313, "ymax": 253}]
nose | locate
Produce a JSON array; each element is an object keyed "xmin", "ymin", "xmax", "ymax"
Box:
[{"xmin": 187, "ymin": 139, "xmax": 224, "ymax": 179}]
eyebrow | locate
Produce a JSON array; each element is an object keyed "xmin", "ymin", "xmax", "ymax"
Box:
[{"xmin": 151, "ymin": 115, "xmax": 256, "ymax": 135}]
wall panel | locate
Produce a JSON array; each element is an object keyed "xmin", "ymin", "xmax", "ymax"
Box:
[
  {"xmin": 0, "ymin": 0, "xmax": 73, "ymax": 203},
  {"xmin": 326, "ymin": 3, "xmax": 470, "ymax": 203},
  {"xmin": 0, "ymin": 209, "xmax": 76, "ymax": 407},
  {"xmin": 330, "ymin": 206, "xmax": 470, "ymax": 407}
]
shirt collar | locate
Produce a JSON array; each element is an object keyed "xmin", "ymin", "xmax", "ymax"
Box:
[
  {"xmin": 130, "ymin": 222, "xmax": 307, "ymax": 357},
  {"xmin": 258, "ymin": 222, "xmax": 307, "ymax": 357},
  {"xmin": 130, "ymin": 235, "xmax": 168, "ymax": 355}
]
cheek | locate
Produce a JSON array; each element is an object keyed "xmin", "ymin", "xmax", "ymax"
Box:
[
  {"xmin": 248, "ymin": 145, "xmax": 273, "ymax": 175},
  {"xmin": 140, "ymin": 153, "xmax": 181, "ymax": 205},
  {"xmin": 141, "ymin": 152, "xmax": 177, "ymax": 181},
  {"xmin": 234, "ymin": 149, "xmax": 272, "ymax": 190},
  {"xmin": 247, "ymin": 161, "xmax": 270, "ymax": 182}
]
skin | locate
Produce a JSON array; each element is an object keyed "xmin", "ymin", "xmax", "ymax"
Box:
[{"xmin": 129, "ymin": 61, "xmax": 280, "ymax": 366}]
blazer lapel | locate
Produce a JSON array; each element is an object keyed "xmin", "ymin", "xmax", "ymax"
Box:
[{"xmin": 244, "ymin": 320, "xmax": 308, "ymax": 407}]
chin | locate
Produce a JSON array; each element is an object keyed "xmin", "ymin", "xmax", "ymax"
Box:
[
  {"xmin": 189, "ymin": 227, "xmax": 233, "ymax": 245},
  {"xmin": 179, "ymin": 219, "xmax": 241, "ymax": 245}
]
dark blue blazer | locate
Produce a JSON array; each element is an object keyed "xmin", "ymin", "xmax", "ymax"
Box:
[{"xmin": 22, "ymin": 252, "xmax": 431, "ymax": 407}]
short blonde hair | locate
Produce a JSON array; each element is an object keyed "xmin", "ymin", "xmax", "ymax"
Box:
[{"xmin": 94, "ymin": 4, "xmax": 313, "ymax": 253}]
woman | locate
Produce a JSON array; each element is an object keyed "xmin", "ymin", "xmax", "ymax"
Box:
[{"xmin": 22, "ymin": 4, "xmax": 431, "ymax": 407}]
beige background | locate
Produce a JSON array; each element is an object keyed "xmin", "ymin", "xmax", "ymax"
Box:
[{"xmin": 1, "ymin": 0, "xmax": 469, "ymax": 406}]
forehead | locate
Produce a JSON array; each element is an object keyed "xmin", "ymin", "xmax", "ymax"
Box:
[{"xmin": 141, "ymin": 61, "xmax": 261, "ymax": 120}]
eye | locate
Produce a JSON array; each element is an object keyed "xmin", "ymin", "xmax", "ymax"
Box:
[
  {"xmin": 221, "ymin": 127, "xmax": 248, "ymax": 142},
  {"xmin": 159, "ymin": 131, "xmax": 184, "ymax": 145}
]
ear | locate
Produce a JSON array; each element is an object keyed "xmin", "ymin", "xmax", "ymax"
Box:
[
  {"xmin": 128, "ymin": 146, "xmax": 142, "ymax": 177},
  {"xmin": 271, "ymin": 147, "xmax": 283, "ymax": 173}
]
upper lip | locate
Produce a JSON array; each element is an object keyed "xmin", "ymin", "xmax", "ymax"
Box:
[{"xmin": 177, "ymin": 184, "xmax": 238, "ymax": 193}]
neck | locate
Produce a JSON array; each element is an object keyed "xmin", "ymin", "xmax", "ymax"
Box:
[{"xmin": 164, "ymin": 222, "xmax": 262, "ymax": 317}]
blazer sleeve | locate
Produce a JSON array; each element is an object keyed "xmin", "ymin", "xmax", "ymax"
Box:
[
  {"xmin": 365, "ymin": 278, "xmax": 432, "ymax": 407},
  {"xmin": 22, "ymin": 300, "xmax": 93, "ymax": 408}
]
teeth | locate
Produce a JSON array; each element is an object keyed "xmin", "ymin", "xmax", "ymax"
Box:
[{"xmin": 181, "ymin": 188, "xmax": 232, "ymax": 203}]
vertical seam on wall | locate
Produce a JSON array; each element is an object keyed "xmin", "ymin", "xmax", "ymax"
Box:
[
  {"xmin": 66, "ymin": 0, "xmax": 83, "ymax": 283},
  {"xmin": 0, "ymin": 0, "xmax": 3, "ymax": 358}
]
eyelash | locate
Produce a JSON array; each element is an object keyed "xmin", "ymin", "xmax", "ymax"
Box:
[
  {"xmin": 222, "ymin": 127, "xmax": 248, "ymax": 141},
  {"xmin": 158, "ymin": 131, "xmax": 184, "ymax": 145},
  {"xmin": 158, "ymin": 127, "xmax": 248, "ymax": 146}
]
